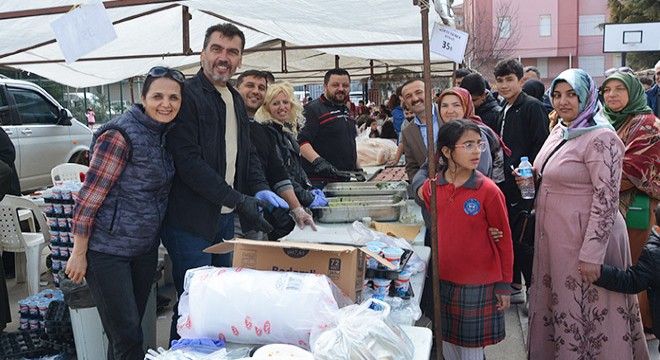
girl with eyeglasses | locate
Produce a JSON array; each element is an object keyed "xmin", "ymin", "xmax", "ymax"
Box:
[
  {"xmin": 66, "ymin": 66, "xmax": 184, "ymax": 359},
  {"xmin": 420, "ymin": 119, "xmax": 513, "ymax": 360}
]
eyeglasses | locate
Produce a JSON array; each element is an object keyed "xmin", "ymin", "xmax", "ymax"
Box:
[
  {"xmin": 454, "ymin": 141, "xmax": 487, "ymax": 152},
  {"xmin": 147, "ymin": 66, "xmax": 185, "ymax": 84}
]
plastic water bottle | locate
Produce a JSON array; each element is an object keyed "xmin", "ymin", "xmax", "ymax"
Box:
[{"xmin": 518, "ymin": 157, "xmax": 535, "ymax": 199}]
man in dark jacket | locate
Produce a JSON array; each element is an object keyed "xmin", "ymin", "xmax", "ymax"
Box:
[
  {"xmin": 594, "ymin": 204, "xmax": 660, "ymax": 350},
  {"xmin": 161, "ymin": 24, "xmax": 285, "ymax": 342},
  {"xmin": 645, "ymin": 60, "xmax": 660, "ymax": 117},
  {"xmin": 493, "ymin": 59, "xmax": 550, "ymax": 304},
  {"xmin": 460, "ymin": 73, "xmax": 502, "ymax": 131},
  {"xmin": 0, "ymin": 126, "xmax": 18, "ymax": 332}
]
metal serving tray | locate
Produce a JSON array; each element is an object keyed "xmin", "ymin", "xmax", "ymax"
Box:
[
  {"xmin": 323, "ymin": 181, "xmax": 408, "ymax": 191},
  {"xmin": 322, "ymin": 189, "xmax": 409, "ymax": 198},
  {"xmin": 313, "ymin": 199, "xmax": 406, "ymax": 223},
  {"xmin": 327, "ymin": 195, "xmax": 404, "ymax": 206}
]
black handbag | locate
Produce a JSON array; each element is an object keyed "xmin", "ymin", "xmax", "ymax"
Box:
[{"xmin": 511, "ymin": 139, "xmax": 567, "ymax": 243}]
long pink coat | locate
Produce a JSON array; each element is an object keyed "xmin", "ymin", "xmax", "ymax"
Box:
[{"xmin": 527, "ymin": 126, "xmax": 649, "ymax": 359}]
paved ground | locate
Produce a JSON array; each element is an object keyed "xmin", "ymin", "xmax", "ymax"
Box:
[{"xmin": 5, "ymin": 272, "xmax": 659, "ymax": 359}]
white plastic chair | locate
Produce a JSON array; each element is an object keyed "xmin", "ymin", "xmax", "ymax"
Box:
[
  {"xmin": 0, "ymin": 195, "xmax": 50, "ymax": 295},
  {"xmin": 51, "ymin": 163, "xmax": 89, "ymax": 185}
]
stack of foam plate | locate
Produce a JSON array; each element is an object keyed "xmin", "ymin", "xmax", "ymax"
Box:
[{"xmin": 252, "ymin": 344, "xmax": 314, "ymax": 359}]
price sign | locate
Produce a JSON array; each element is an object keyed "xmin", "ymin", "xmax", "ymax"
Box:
[
  {"xmin": 51, "ymin": 2, "xmax": 117, "ymax": 64},
  {"xmin": 430, "ymin": 23, "xmax": 469, "ymax": 64}
]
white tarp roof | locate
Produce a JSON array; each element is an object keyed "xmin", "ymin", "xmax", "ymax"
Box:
[{"xmin": 0, "ymin": 0, "xmax": 453, "ymax": 87}]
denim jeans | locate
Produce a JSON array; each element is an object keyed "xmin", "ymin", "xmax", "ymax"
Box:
[
  {"xmin": 160, "ymin": 213, "xmax": 234, "ymax": 342},
  {"xmin": 85, "ymin": 248, "xmax": 157, "ymax": 360}
]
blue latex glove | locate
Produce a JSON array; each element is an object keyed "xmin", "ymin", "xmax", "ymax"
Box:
[
  {"xmin": 309, "ymin": 193, "xmax": 329, "ymax": 208},
  {"xmin": 311, "ymin": 189, "xmax": 325, "ymax": 197},
  {"xmin": 255, "ymin": 190, "xmax": 289, "ymax": 209}
]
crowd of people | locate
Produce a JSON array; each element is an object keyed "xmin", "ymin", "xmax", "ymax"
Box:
[{"xmin": 0, "ymin": 20, "xmax": 655, "ymax": 360}]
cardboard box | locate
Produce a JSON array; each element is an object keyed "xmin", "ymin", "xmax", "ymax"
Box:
[{"xmin": 205, "ymin": 239, "xmax": 395, "ymax": 303}]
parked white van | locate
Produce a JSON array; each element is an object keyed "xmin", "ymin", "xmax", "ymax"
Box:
[{"xmin": 0, "ymin": 79, "xmax": 93, "ymax": 191}]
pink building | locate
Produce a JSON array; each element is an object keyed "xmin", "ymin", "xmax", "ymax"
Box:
[{"xmin": 460, "ymin": 0, "xmax": 621, "ymax": 86}]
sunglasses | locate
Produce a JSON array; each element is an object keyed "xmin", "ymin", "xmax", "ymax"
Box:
[
  {"xmin": 147, "ymin": 66, "xmax": 185, "ymax": 84},
  {"xmin": 604, "ymin": 66, "xmax": 634, "ymax": 77}
]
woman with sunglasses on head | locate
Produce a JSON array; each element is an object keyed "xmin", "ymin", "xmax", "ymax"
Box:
[
  {"xmin": 65, "ymin": 66, "xmax": 184, "ymax": 360},
  {"xmin": 522, "ymin": 68, "xmax": 649, "ymax": 359},
  {"xmin": 601, "ymin": 71, "xmax": 660, "ymax": 334},
  {"xmin": 420, "ymin": 120, "xmax": 513, "ymax": 360}
]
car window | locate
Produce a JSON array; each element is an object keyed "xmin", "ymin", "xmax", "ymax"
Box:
[
  {"xmin": 9, "ymin": 88, "xmax": 59, "ymax": 125},
  {"xmin": 0, "ymin": 90, "xmax": 10, "ymax": 125}
]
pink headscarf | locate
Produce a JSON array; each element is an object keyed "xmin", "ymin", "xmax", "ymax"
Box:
[{"xmin": 438, "ymin": 87, "xmax": 511, "ymax": 156}]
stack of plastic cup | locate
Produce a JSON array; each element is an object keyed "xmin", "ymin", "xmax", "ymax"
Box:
[
  {"xmin": 372, "ymin": 278, "xmax": 391, "ymax": 296},
  {"xmin": 394, "ymin": 269, "xmax": 413, "ymax": 296},
  {"xmin": 382, "ymin": 247, "xmax": 405, "ymax": 270}
]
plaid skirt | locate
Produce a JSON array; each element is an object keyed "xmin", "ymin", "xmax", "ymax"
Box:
[{"xmin": 440, "ymin": 280, "xmax": 505, "ymax": 347}]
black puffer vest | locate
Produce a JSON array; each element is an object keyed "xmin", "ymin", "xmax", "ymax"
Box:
[{"xmin": 89, "ymin": 105, "xmax": 175, "ymax": 257}]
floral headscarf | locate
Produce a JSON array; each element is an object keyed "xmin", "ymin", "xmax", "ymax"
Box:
[
  {"xmin": 549, "ymin": 68, "xmax": 613, "ymax": 139},
  {"xmin": 601, "ymin": 72, "xmax": 653, "ymax": 130}
]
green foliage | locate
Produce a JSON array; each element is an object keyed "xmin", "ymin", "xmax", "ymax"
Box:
[{"xmin": 608, "ymin": 0, "xmax": 660, "ymax": 70}]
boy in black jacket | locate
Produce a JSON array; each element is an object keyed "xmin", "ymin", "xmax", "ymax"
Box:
[{"xmin": 594, "ymin": 204, "xmax": 660, "ymax": 348}]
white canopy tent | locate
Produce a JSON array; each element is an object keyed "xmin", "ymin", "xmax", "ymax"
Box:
[{"xmin": 0, "ymin": 0, "xmax": 454, "ymax": 87}]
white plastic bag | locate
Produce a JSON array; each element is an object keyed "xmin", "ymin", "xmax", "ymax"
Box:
[
  {"xmin": 177, "ymin": 267, "xmax": 352, "ymax": 349},
  {"xmin": 310, "ymin": 298, "xmax": 415, "ymax": 360}
]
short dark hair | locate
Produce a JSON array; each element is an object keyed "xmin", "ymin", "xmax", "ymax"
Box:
[
  {"xmin": 203, "ymin": 23, "xmax": 246, "ymax": 52},
  {"xmin": 523, "ymin": 66, "xmax": 541, "ymax": 79},
  {"xmin": 324, "ymin": 68, "xmax": 350, "ymax": 85},
  {"xmin": 395, "ymin": 85, "xmax": 404, "ymax": 98},
  {"xmin": 436, "ymin": 119, "xmax": 481, "ymax": 165},
  {"xmin": 236, "ymin": 70, "xmax": 269, "ymax": 87},
  {"xmin": 401, "ymin": 78, "xmax": 423, "ymax": 95},
  {"xmin": 454, "ymin": 68, "xmax": 472, "ymax": 79},
  {"xmin": 640, "ymin": 77, "xmax": 653, "ymax": 86},
  {"xmin": 494, "ymin": 59, "xmax": 524, "ymax": 80},
  {"xmin": 460, "ymin": 73, "xmax": 486, "ymax": 96}
]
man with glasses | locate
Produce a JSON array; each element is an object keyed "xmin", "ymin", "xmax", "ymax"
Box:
[
  {"xmin": 161, "ymin": 23, "xmax": 285, "ymax": 342},
  {"xmin": 645, "ymin": 60, "xmax": 660, "ymax": 117}
]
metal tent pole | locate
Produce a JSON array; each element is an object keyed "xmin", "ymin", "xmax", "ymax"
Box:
[{"xmin": 415, "ymin": 0, "xmax": 442, "ymax": 358}]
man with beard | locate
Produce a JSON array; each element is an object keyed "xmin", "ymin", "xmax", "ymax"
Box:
[
  {"xmin": 236, "ymin": 69, "xmax": 268, "ymax": 120},
  {"xmin": 299, "ymin": 68, "xmax": 359, "ymax": 187},
  {"xmin": 161, "ymin": 23, "xmax": 286, "ymax": 342},
  {"xmin": 400, "ymin": 79, "xmax": 439, "ymax": 180}
]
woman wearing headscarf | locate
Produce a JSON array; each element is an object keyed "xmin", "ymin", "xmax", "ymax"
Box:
[
  {"xmin": 524, "ymin": 68, "xmax": 648, "ymax": 359},
  {"xmin": 601, "ymin": 72, "xmax": 660, "ymax": 332},
  {"xmin": 436, "ymin": 87, "xmax": 510, "ymax": 183}
]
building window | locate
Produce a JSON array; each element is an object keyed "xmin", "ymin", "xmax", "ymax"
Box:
[
  {"xmin": 498, "ymin": 17, "xmax": 511, "ymax": 39},
  {"xmin": 613, "ymin": 54, "xmax": 622, "ymax": 68},
  {"xmin": 537, "ymin": 58, "xmax": 548, "ymax": 78},
  {"xmin": 579, "ymin": 15, "xmax": 605, "ymax": 36},
  {"xmin": 539, "ymin": 15, "xmax": 551, "ymax": 37},
  {"xmin": 578, "ymin": 56, "xmax": 605, "ymax": 78}
]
